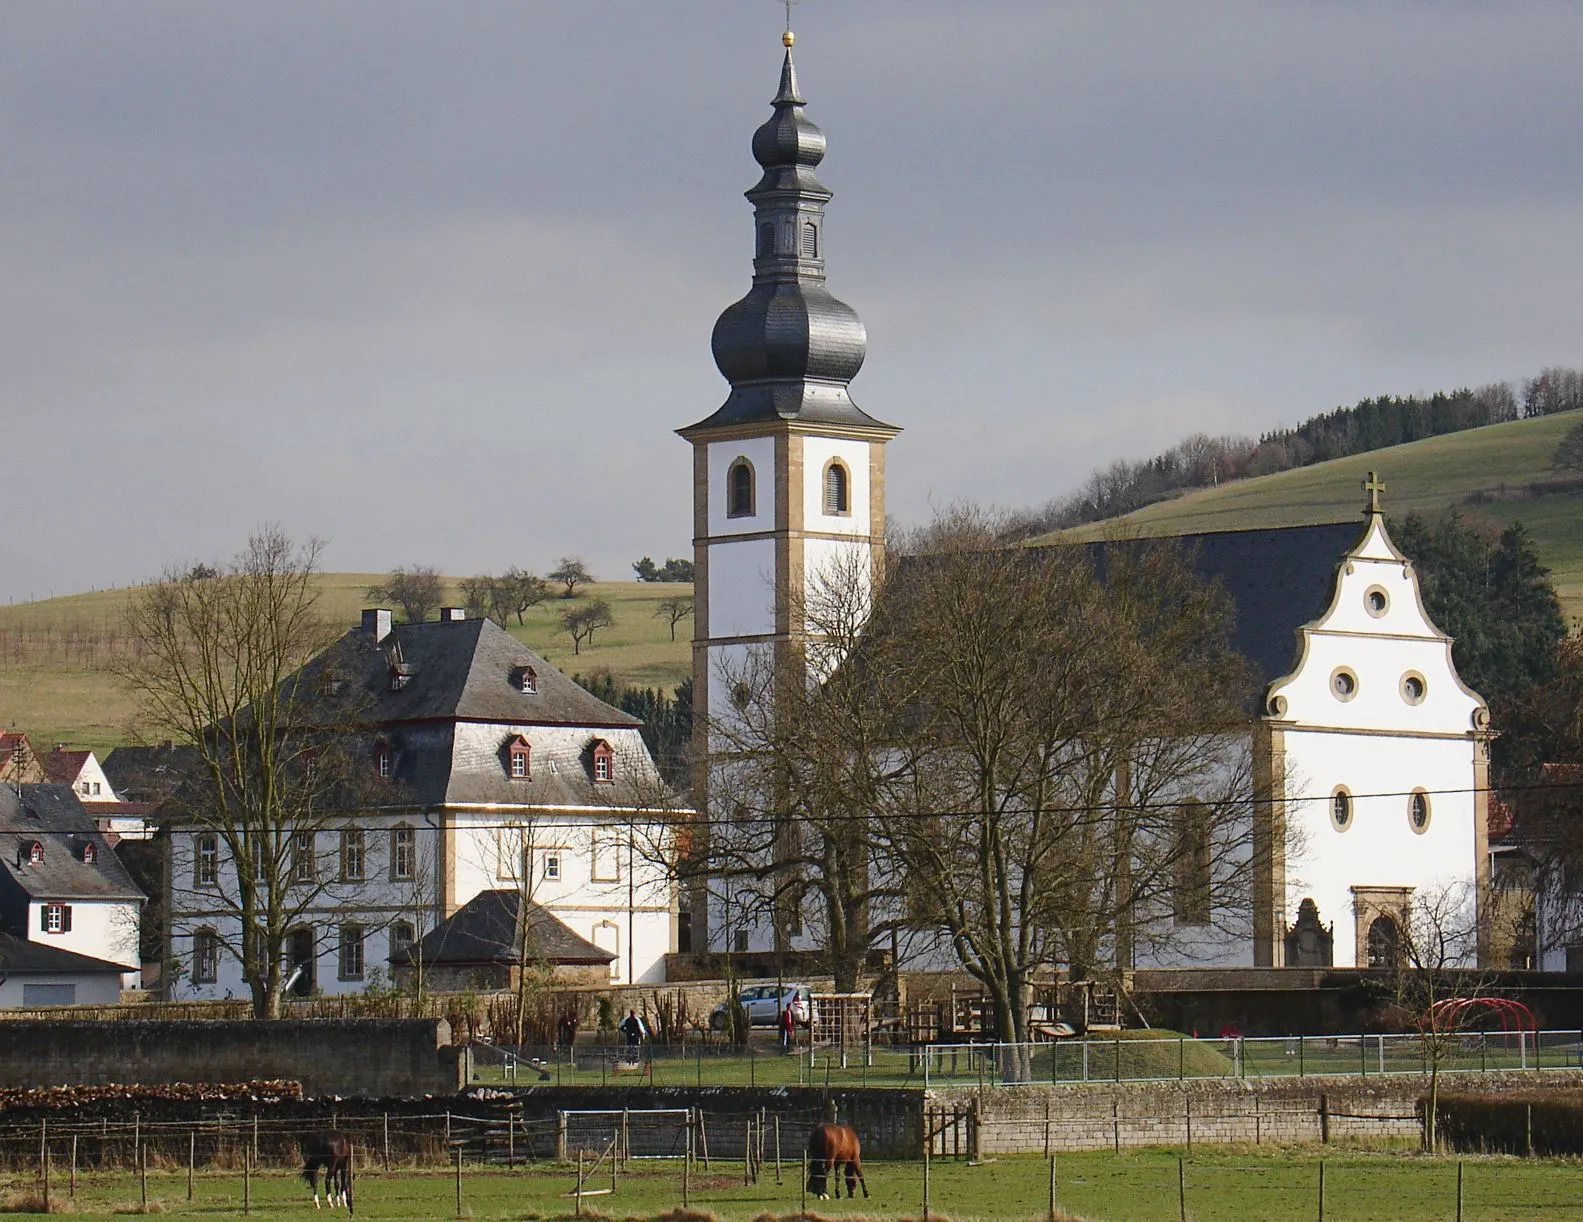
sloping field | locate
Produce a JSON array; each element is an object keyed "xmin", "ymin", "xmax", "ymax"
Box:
[
  {"xmin": 0, "ymin": 576, "xmax": 692, "ymax": 753},
  {"xmin": 1046, "ymin": 413, "xmax": 1583, "ymax": 620}
]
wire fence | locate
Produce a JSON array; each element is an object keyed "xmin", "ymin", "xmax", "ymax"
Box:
[{"xmin": 465, "ymin": 1029, "xmax": 1583, "ymax": 1089}]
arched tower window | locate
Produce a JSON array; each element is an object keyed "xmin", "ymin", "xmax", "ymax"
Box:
[
  {"xmin": 823, "ymin": 460, "xmax": 850, "ymax": 516},
  {"xmin": 801, "ymin": 221, "xmax": 818, "ymax": 259},
  {"xmin": 727, "ymin": 459, "xmax": 756, "ymax": 518}
]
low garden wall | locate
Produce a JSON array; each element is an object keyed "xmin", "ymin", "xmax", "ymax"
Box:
[{"xmin": 0, "ymin": 1019, "xmax": 467, "ymax": 1098}]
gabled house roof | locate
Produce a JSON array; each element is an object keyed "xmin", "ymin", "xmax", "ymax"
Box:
[
  {"xmin": 0, "ymin": 931, "xmax": 128, "ymax": 977},
  {"xmin": 0, "ymin": 786, "xmax": 145, "ymax": 903},
  {"xmin": 41, "ymin": 749, "xmax": 93, "ymax": 787},
  {"xmin": 320, "ymin": 617, "xmax": 641, "ymax": 730},
  {"xmin": 304, "ymin": 616, "xmax": 670, "ymax": 810},
  {"xmin": 393, "ymin": 889, "xmax": 614, "ymax": 968},
  {"xmin": 101, "ymin": 743, "xmax": 200, "ymax": 805}
]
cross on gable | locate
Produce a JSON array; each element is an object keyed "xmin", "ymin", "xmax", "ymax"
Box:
[{"xmin": 1363, "ymin": 471, "xmax": 1386, "ymax": 515}]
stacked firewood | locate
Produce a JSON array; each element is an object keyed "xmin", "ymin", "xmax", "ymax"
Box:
[{"xmin": 0, "ymin": 1080, "xmax": 304, "ymax": 1109}]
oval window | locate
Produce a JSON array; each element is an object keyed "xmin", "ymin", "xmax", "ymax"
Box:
[
  {"xmin": 1409, "ymin": 790, "xmax": 1431, "ymax": 833},
  {"xmin": 1365, "ymin": 586, "xmax": 1389, "ymax": 618},
  {"xmin": 1331, "ymin": 668, "xmax": 1358, "ymax": 701},
  {"xmin": 1331, "ymin": 788, "xmax": 1352, "ymax": 831},
  {"xmin": 1401, "ymin": 673, "xmax": 1427, "ymax": 705}
]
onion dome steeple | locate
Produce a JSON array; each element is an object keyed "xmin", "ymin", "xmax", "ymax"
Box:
[{"xmin": 684, "ymin": 32, "xmax": 896, "ymax": 435}]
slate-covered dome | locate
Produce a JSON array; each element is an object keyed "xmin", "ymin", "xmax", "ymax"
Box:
[{"xmin": 712, "ymin": 283, "xmax": 867, "ymax": 385}]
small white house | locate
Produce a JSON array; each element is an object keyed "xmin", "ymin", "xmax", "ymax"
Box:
[{"xmin": 0, "ymin": 784, "xmax": 145, "ymax": 996}]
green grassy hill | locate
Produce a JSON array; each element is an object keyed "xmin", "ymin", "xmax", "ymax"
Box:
[
  {"xmin": 0, "ymin": 576, "xmax": 692, "ymax": 755},
  {"xmin": 1042, "ymin": 412, "xmax": 1583, "ymax": 621}
]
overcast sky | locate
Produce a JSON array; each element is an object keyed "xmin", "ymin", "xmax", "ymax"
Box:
[{"xmin": 4, "ymin": 1, "xmax": 1582, "ymax": 603}]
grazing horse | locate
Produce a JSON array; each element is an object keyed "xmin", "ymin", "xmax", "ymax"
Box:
[
  {"xmin": 806, "ymin": 1123, "xmax": 867, "ymax": 1200},
  {"xmin": 300, "ymin": 1131, "xmax": 354, "ymax": 1212}
]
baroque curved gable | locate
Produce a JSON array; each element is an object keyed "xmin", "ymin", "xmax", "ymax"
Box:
[{"xmin": 1264, "ymin": 513, "xmax": 1489, "ymax": 736}]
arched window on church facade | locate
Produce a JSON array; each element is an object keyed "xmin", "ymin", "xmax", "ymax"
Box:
[
  {"xmin": 823, "ymin": 460, "xmax": 850, "ymax": 516},
  {"xmin": 727, "ymin": 458, "xmax": 756, "ymax": 518}
]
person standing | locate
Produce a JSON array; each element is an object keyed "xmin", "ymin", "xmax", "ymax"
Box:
[
  {"xmin": 620, "ymin": 1008, "xmax": 645, "ymax": 1049},
  {"xmin": 780, "ymin": 1001, "xmax": 796, "ymax": 1051}
]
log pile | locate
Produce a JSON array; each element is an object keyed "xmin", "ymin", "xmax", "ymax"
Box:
[{"xmin": 0, "ymin": 1080, "xmax": 303, "ymax": 1110}]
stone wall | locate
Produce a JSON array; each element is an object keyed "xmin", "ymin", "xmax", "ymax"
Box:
[
  {"xmin": 0, "ymin": 1019, "xmax": 467, "ymax": 1098},
  {"xmin": 927, "ymin": 1070, "xmax": 1583, "ymax": 1155},
  {"xmin": 499, "ymin": 1085, "xmax": 923, "ymax": 1159}
]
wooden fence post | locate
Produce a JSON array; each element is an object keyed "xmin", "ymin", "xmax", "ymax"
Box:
[
  {"xmin": 189, "ymin": 1129, "xmax": 196, "ymax": 1200},
  {"xmin": 70, "ymin": 1135, "xmax": 78, "ymax": 1200},
  {"xmin": 575, "ymin": 1148, "xmax": 583, "ymax": 1218},
  {"xmin": 456, "ymin": 1144, "xmax": 464, "ymax": 1219},
  {"xmin": 384, "ymin": 1112, "xmax": 391, "ymax": 1170},
  {"xmin": 40, "ymin": 1122, "xmax": 49, "ymax": 1213},
  {"xmin": 1176, "ymin": 1154, "xmax": 1186, "ymax": 1222},
  {"xmin": 774, "ymin": 1114, "xmax": 782, "ymax": 1185},
  {"xmin": 140, "ymin": 1143, "xmax": 148, "ymax": 1209},
  {"xmin": 1048, "ymin": 1155, "xmax": 1056, "ymax": 1222},
  {"xmin": 243, "ymin": 1146, "xmax": 251, "ymax": 1216},
  {"xmin": 921, "ymin": 1142, "xmax": 929, "ymax": 1222}
]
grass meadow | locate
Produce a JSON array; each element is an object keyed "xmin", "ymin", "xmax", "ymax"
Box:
[
  {"xmin": 1045, "ymin": 412, "xmax": 1583, "ymax": 623},
  {"xmin": 8, "ymin": 1148, "xmax": 1583, "ymax": 1221},
  {"xmin": 0, "ymin": 577, "xmax": 692, "ymax": 753}
]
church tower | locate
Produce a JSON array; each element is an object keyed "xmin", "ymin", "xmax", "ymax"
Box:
[{"xmin": 678, "ymin": 28, "xmax": 898, "ymax": 949}]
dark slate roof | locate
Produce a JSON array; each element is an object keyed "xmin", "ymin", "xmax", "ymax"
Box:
[
  {"xmin": 394, "ymin": 890, "xmax": 614, "ymax": 968},
  {"xmin": 101, "ymin": 743, "xmax": 201, "ymax": 804},
  {"xmin": 0, "ymin": 931, "xmax": 128, "ymax": 976},
  {"xmin": 0, "ymin": 785, "xmax": 146, "ymax": 902},
  {"xmin": 1049, "ymin": 520, "xmax": 1364, "ymax": 694},
  {"xmin": 321, "ymin": 618, "xmax": 640, "ymax": 730}
]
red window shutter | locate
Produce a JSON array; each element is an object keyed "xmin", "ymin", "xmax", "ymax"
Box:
[{"xmin": 62, "ymin": 905, "xmax": 72, "ymax": 933}]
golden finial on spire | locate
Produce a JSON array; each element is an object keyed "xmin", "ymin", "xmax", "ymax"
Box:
[{"xmin": 783, "ymin": 29, "xmax": 795, "ymax": 47}]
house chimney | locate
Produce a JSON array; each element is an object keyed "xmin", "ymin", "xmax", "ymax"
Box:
[
  {"xmin": 439, "ymin": 607, "xmax": 467, "ymax": 623},
  {"xmin": 361, "ymin": 608, "xmax": 393, "ymax": 644}
]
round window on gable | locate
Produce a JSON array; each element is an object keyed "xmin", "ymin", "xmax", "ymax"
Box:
[
  {"xmin": 730, "ymin": 681, "xmax": 752, "ymax": 712},
  {"xmin": 1365, "ymin": 586, "xmax": 1390, "ymax": 618},
  {"xmin": 1401, "ymin": 672, "xmax": 1427, "ymax": 705},
  {"xmin": 1409, "ymin": 789, "xmax": 1431, "ymax": 833},
  {"xmin": 1330, "ymin": 667, "xmax": 1358, "ymax": 701},
  {"xmin": 1331, "ymin": 787, "xmax": 1353, "ymax": 832}
]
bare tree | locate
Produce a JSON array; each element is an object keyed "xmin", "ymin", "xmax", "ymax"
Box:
[
  {"xmin": 366, "ymin": 566, "xmax": 444, "ymax": 624},
  {"xmin": 548, "ymin": 557, "xmax": 593, "ymax": 599},
  {"xmin": 1381, "ymin": 882, "xmax": 1486, "ymax": 1149},
  {"xmin": 119, "ymin": 528, "xmax": 384, "ymax": 1019},
  {"xmin": 655, "ymin": 597, "xmax": 694, "ymax": 642},
  {"xmin": 561, "ymin": 599, "xmax": 613, "ymax": 654},
  {"xmin": 503, "ymin": 568, "xmax": 550, "ymax": 625},
  {"xmin": 865, "ymin": 517, "xmax": 1253, "ymax": 1074}
]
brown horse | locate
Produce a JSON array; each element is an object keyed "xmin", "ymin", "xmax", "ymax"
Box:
[
  {"xmin": 807, "ymin": 1123, "xmax": 867, "ymax": 1200},
  {"xmin": 300, "ymin": 1130, "xmax": 354, "ymax": 1212}
]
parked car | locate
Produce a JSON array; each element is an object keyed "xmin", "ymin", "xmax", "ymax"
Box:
[{"xmin": 709, "ymin": 983, "xmax": 816, "ymax": 1030}]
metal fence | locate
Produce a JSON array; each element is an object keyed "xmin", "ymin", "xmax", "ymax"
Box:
[
  {"xmin": 917, "ymin": 1030, "xmax": 1583, "ymax": 1087},
  {"xmin": 466, "ymin": 1030, "xmax": 1583, "ymax": 1089}
]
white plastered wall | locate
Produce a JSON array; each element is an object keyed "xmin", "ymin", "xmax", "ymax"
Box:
[
  {"xmin": 802, "ymin": 436, "xmax": 871, "ymax": 535},
  {"xmin": 707, "ymin": 437, "xmax": 777, "ymax": 537},
  {"xmin": 27, "ymin": 898, "xmax": 140, "ymax": 987},
  {"xmin": 706, "ymin": 540, "xmax": 776, "ymax": 639}
]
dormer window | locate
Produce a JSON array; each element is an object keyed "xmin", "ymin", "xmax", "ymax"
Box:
[
  {"xmin": 517, "ymin": 667, "xmax": 538, "ymax": 695},
  {"xmin": 508, "ymin": 735, "xmax": 532, "ymax": 780},
  {"xmin": 23, "ymin": 840, "xmax": 43, "ymax": 866},
  {"xmin": 590, "ymin": 739, "xmax": 614, "ymax": 784},
  {"xmin": 374, "ymin": 741, "xmax": 393, "ymax": 780},
  {"xmin": 82, "ymin": 842, "xmax": 97, "ymax": 865},
  {"xmin": 389, "ymin": 662, "xmax": 412, "ymax": 692},
  {"xmin": 727, "ymin": 459, "xmax": 756, "ymax": 518}
]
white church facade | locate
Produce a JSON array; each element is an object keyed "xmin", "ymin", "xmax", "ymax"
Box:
[{"xmin": 682, "ymin": 30, "xmax": 1493, "ymax": 972}]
